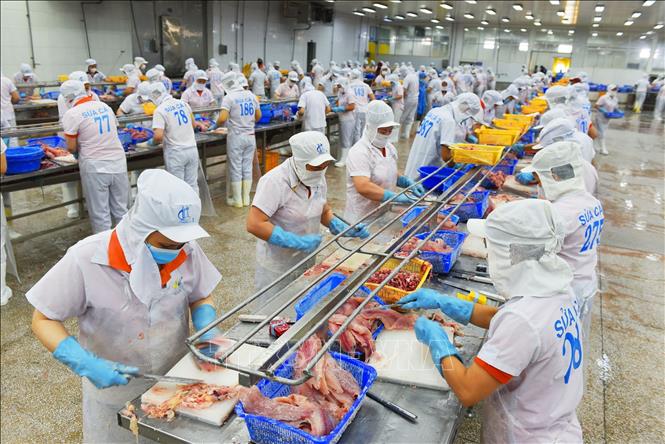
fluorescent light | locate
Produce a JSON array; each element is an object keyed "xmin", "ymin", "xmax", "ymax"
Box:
[
  {"xmin": 362, "ymin": 7, "xmax": 376, "ymax": 13},
  {"xmin": 353, "ymin": 10, "xmax": 365, "ymax": 16},
  {"xmin": 465, "ymin": 0, "xmax": 477, "ymax": 4},
  {"xmin": 481, "ymin": 20, "xmax": 489, "ymax": 25},
  {"xmin": 568, "ymin": 30, "xmax": 575, "ymax": 34},
  {"xmin": 593, "ymin": 16, "xmax": 602, "ymax": 22},
  {"xmin": 520, "ymin": 28, "xmax": 527, "ymax": 32},
  {"xmin": 504, "ymin": 29, "xmax": 511, "ymax": 33},
  {"xmin": 406, "ymin": 11, "xmax": 418, "ymax": 17},
  {"xmin": 616, "ymin": 32, "xmax": 623, "ymax": 36},
  {"xmin": 591, "ymin": 32, "xmax": 598, "ymax": 37},
  {"xmin": 420, "ymin": 7, "xmax": 433, "ymax": 14},
  {"xmin": 486, "ymin": 8, "xmax": 497, "ymax": 15},
  {"xmin": 643, "ymin": 0, "xmax": 656, "ymax": 6},
  {"xmin": 440, "ymin": 2, "xmax": 453, "ymax": 10},
  {"xmin": 390, "ymin": 0, "xmax": 402, "ymax": 2},
  {"xmin": 549, "ymin": 0, "xmax": 560, "ymax": 4},
  {"xmin": 655, "ymin": 23, "xmax": 664, "ymax": 29},
  {"xmin": 557, "ymin": 44, "xmax": 573, "ymax": 53},
  {"xmin": 445, "ymin": 15, "xmax": 455, "ymax": 22},
  {"xmin": 384, "ymin": 17, "xmax": 392, "ymax": 22},
  {"xmin": 431, "ymin": 18, "xmax": 440, "ymax": 23},
  {"xmin": 501, "ymin": 17, "xmax": 510, "ymax": 23},
  {"xmin": 519, "ymin": 42, "xmax": 529, "ymax": 51},
  {"xmin": 513, "ymin": 4, "xmax": 523, "ymax": 11},
  {"xmin": 525, "ymin": 13, "xmax": 534, "ymax": 20},
  {"xmin": 394, "ymin": 14, "xmax": 404, "ymax": 19},
  {"xmin": 646, "ymin": 30, "xmax": 654, "ymax": 34},
  {"xmin": 632, "ymin": 11, "xmax": 642, "ymax": 18},
  {"xmin": 425, "ymin": 26, "xmax": 431, "ymax": 29},
  {"xmin": 436, "ymin": 25, "xmax": 444, "ymax": 29},
  {"xmin": 547, "ymin": 30, "xmax": 553, "ymax": 34},
  {"xmin": 477, "ymin": 26, "xmax": 485, "ymax": 30},
  {"xmin": 557, "ymin": 10, "xmax": 565, "ymax": 16},
  {"xmin": 374, "ymin": 2, "xmax": 388, "ymax": 9},
  {"xmin": 561, "ymin": 18, "xmax": 571, "ymax": 24},
  {"xmin": 534, "ymin": 21, "xmax": 542, "ymax": 26},
  {"xmin": 592, "ymin": 23, "xmax": 599, "ymax": 27},
  {"xmin": 541, "ymin": 28, "xmax": 548, "ymax": 32},
  {"xmin": 483, "ymin": 39, "xmax": 495, "ymax": 49},
  {"xmin": 464, "ymin": 13, "xmax": 475, "ymax": 19},
  {"xmin": 640, "ymin": 35, "xmax": 647, "ymax": 39},
  {"xmin": 464, "ymin": 27, "xmax": 469, "ymax": 31},
  {"xmin": 624, "ymin": 20, "xmax": 634, "ymax": 26},
  {"xmin": 595, "ymin": 5, "xmax": 605, "ymax": 12}
]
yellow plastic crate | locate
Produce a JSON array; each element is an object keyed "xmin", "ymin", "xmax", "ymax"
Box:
[
  {"xmin": 477, "ymin": 127, "xmax": 520, "ymax": 146},
  {"xmin": 57, "ymin": 74, "xmax": 69, "ymax": 82},
  {"xmin": 364, "ymin": 258, "xmax": 432, "ymax": 304},
  {"xmin": 530, "ymin": 98, "xmax": 549, "ymax": 107},
  {"xmin": 503, "ymin": 113, "xmax": 536, "ymax": 125},
  {"xmin": 106, "ymin": 75, "xmax": 128, "ymax": 83},
  {"xmin": 493, "ymin": 118, "xmax": 530, "ymax": 132},
  {"xmin": 450, "ymin": 143, "xmax": 505, "ymax": 166},
  {"xmin": 521, "ymin": 104, "xmax": 546, "ymax": 115}
]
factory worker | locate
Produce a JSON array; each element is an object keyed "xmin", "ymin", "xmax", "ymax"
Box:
[
  {"xmin": 248, "ymin": 62, "xmax": 267, "ymax": 98},
  {"xmin": 85, "ymin": 58, "xmax": 106, "ymax": 83},
  {"xmin": 593, "ymin": 84, "xmax": 620, "ymax": 155},
  {"xmin": 399, "ymin": 67, "xmax": 420, "ymax": 139},
  {"xmin": 60, "ymin": 80, "xmax": 129, "ymax": 233},
  {"xmin": 1, "ymin": 139, "xmax": 16, "ymax": 306},
  {"xmin": 149, "ymin": 82, "xmax": 200, "ymax": 196},
  {"xmin": 426, "ymin": 69, "xmax": 442, "ymax": 113},
  {"xmin": 228, "ymin": 62, "xmax": 242, "ymax": 76},
  {"xmin": 538, "ymin": 112, "xmax": 596, "ymax": 164},
  {"xmin": 500, "ymin": 85, "xmax": 519, "ymax": 115},
  {"xmin": 116, "ymin": 81, "xmax": 152, "ymax": 116},
  {"xmin": 28, "ymin": 169, "xmax": 222, "ymax": 443},
  {"xmin": 217, "ymin": 72, "xmax": 260, "ymax": 207},
  {"xmin": 386, "ymin": 74, "xmax": 404, "ymax": 144},
  {"xmin": 0, "ymin": 73, "xmax": 19, "ymax": 147},
  {"xmin": 567, "ymin": 84, "xmax": 592, "ymax": 135},
  {"xmin": 331, "ymin": 78, "xmax": 357, "ymax": 167},
  {"xmin": 481, "ymin": 90, "xmax": 503, "ymax": 123},
  {"xmin": 344, "ymin": 100, "xmax": 425, "ymax": 223},
  {"xmin": 146, "ymin": 68, "xmax": 161, "ymax": 85},
  {"xmin": 373, "ymin": 65, "xmax": 390, "ymax": 87},
  {"xmin": 399, "ymin": 199, "xmax": 583, "ymax": 443},
  {"xmin": 486, "ymin": 68, "xmax": 496, "ymax": 90},
  {"xmin": 291, "ymin": 60, "xmax": 304, "ymax": 77},
  {"xmin": 544, "ymin": 85, "xmax": 569, "ymax": 111},
  {"xmin": 13, "ymin": 63, "xmax": 40, "ymax": 98},
  {"xmin": 310, "ymin": 58, "xmax": 325, "ymax": 88},
  {"xmin": 320, "ymin": 67, "xmax": 341, "ymax": 96},
  {"xmin": 633, "ymin": 74, "xmax": 651, "ymax": 114},
  {"xmin": 275, "ymin": 71, "xmax": 300, "ymax": 99},
  {"xmin": 248, "ymin": 131, "xmax": 369, "ymax": 296},
  {"xmin": 181, "ymin": 70, "xmax": 216, "ymax": 111},
  {"xmin": 120, "ymin": 63, "xmax": 140, "ymax": 96},
  {"xmin": 349, "ymin": 69, "xmax": 376, "ymax": 144},
  {"xmin": 297, "ymin": 77, "xmax": 331, "ymax": 134},
  {"xmin": 521, "ymin": 142, "xmax": 603, "ymax": 342},
  {"xmin": 153, "ymin": 64, "xmax": 172, "ymax": 93},
  {"xmin": 183, "ymin": 58, "xmax": 199, "ymax": 89},
  {"xmin": 652, "ymin": 74, "xmax": 665, "ymax": 120},
  {"xmin": 207, "ymin": 59, "xmax": 225, "ymax": 106},
  {"xmin": 266, "ymin": 62, "xmax": 282, "ymax": 99},
  {"xmin": 404, "ymin": 93, "xmax": 482, "ymax": 180},
  {"xmin": 133, "ymin": 56, "xmax": 148, "ymax": 74}
]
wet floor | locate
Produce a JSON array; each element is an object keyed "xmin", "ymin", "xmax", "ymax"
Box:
[{"xmin": 1, "ymin": 112, "xmax": 664, "ymax": 443}]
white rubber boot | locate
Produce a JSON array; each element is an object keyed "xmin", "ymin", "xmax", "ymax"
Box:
[
  {"xmin": 228, "ymin": 182, "xmax": 243, "ymax": 208},
  {"xmin": 401, "ymin": 123, "xmax": 413, "ymax": 140},
  {"xmin": 335, "ymin": 148, "xmax": 349, "ymax": 168},
  {"xmin": 0, "ymin": 260, "xmax": 12, "ymax": 306},
  {"xmin": 599, "ymin": 139, "xmax": 609, "ymax": 155},
  {"xmin": 241, "ymin": 180, "xmax": 252, "ymax": 207}
]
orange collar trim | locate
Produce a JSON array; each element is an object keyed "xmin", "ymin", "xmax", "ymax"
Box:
[
  {"xmin": 108, "ymin": 230, "xmax": 131, "ymax": 273},
  {"xmin": 160, "ymin": 250, "xmax": 188, "ymax": 287},
  {"xmin": 74, "ymin": 95, "xmax": 94, "ymax": 106}
]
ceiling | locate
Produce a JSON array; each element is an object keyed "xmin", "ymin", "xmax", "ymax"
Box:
[{"xmin": 326, "ymin": 0, "xmax": 665, "ymax": 35}]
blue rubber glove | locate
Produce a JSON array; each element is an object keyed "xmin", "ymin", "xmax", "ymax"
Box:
[
  {"xmin": 382, "ymin": 190, "xmax": 415, "ymax": 205},
  {"xmin": 516, "ymin": 171, "xmax": 535, "ymax": 185},
  {"xmin": 467, "ymin": 134, "xmax": 479, "ymax": 144},
  {"xmin": 396, "ymin": 175, "xmax": 425, "ymax": 197},
  {"xmin": 414, "ymin": 317, "xmax": 462, "ymax": 374},
  {"xmin": 192, "ymin": 304, "xmax": 221, "ymax": 342},
  {"xmin": 598, "ymin": 108, "xmax": 608, "ymax": 114},
  {"xmin": 399, "ymin": 288, "xmax": 474, "ymax": 325},
  {"xmin": 53, "ymin": 336, "xmax": 139, "ymax": 389},
  {"xmin": 514, "ymin": 102, "xmax": 522, "ymax": 113},
  {"xmin": 331, "ymin": 106, "xmax": 345, "ymax": 113},
  {"xmin": 328, "ymin": 217, "xmax": 370, "ymax": 239},
  {"xmin": 268, "ymin": 225, "xmax": 322, "ymax": 253},
  {"xmin": 510, "ymin": 142, "xmax": 525, "ymax": 157}
]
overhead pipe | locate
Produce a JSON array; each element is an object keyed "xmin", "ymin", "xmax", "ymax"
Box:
[{"xmin": 24, "ymin": 1, "xmax": 36, "ymax": 69}]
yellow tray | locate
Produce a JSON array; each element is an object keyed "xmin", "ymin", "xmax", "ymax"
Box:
[
  {"xmin": 492, "ymin": 118, "xmax": 530, "ymax": 132},
  {"xmin": 503, "ymin": 113, "xmax": 536, "ymax": 125},
  {"xmin": 521, "ymin": 104, "xmax": 546, "ymax": 115},
  {"xmin": 477, "ymin": 127, "xmax": 520, "ymax": 146},
  {"xmin": 364, "ymin": 258, "xmax": 432, "ymax": 304},
  {"xmin": 450, "ymin": 143, "xmax": 505, "ymax": 166}
]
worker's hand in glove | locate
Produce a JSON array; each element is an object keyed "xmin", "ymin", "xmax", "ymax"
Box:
[
  {"xmin": 414, "ymin": 317, "xmax": 461, "ymax": 374},
  {"xmin": 52, "ymin": 336, "xmax": 139, "ymax": 389},
  {"xmin": 399, "ymin": 288, "xmax": 474, "ymax": 325},
  {"xmin": 467, "ymin": 134, "xmax": 479, "ymax": 144},
  {"xmin": 329, "ymin": 217, "xmax": 370, "ymax": 239},
  {"xmin": 192, "ymin": 304, "xmax": 221, "ymax": 343},
  {"xmin": 515, "ymin": 171, "xmax": 535, "ymax": 185},
  {"xmin": 396, "ymin": 175, "xmax": 425, "ymax": 197},
  {"xmin": 382, "ymin": 190, "xmax": 415, "ymax": 205},
  {"xmin": 510, "ymin": 142, "xmax": 525, "ymax": 157},
  {"xmin": 268, "ymin": 225, "xmax": 322, "ymax": 253},
  {"xmin": 331, "ymin": 106, "xmax": 345, "ymax": 113}
]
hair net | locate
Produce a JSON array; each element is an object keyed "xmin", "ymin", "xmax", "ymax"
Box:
[
  {"xmin": 538, "ymin": 108, "xmax": 569, "ymax": 129},
  {"xmin": 154, "ymin": 64, "xmax": 165, "ymax": 73},
  {"xmin": 137, "ymin": 81, "xmax": 152, "ymax": 101},
  {"xmin": 452, "ymin": 92, "xmax": 482, "ymax": 123},
  {"xmin": 334, "ymin": 77, "xmax": 349, "ymax": 89},
  {"xmin": 146, "ymin": 68, "xmax": 161, "ymax": 82},
  {"xmin": 185, "ymin": 58, "xmax": 195, "ymax": 66},
  {"xmin": 121, "ymin": 63, "xmax": 136, "ymax": 74},
  {"xmin": 221, "ymin": 72, "xmax": 242, "ymax": 93},
  {"xmin": 363, "ymin": 100, "xmax": 400, "ymax": 143},
  {"xmin": 349, "ymin": 69, "xmax": 362, "ymax": 81},
  {"xmin": 273, "ymin": 60, "xmax": 281, "ymax": 68},
  {"xmin": 287, "ymin": 71, "xmax": 299, "ymax": 82},
  {"xmin": 209, "ymin": 58, "xmax": 219, "ymax": 68},
  {"xmin": 193, "ymin": 69, "xmax": 208, "ymax": 82},
  {"xmin": 237, "ymin": 75, "xmax": 248, "ymax": 88},
  {"xmin": 536, "ymin": 117, "xmax": 577, "ymax": 148},
  {"xmin": 545, "ymin": 85, "xmax": 569, "ymax": 106},
  {"xmin": 522, "ymin": 141, "xmax": 586, "ymax": 201},
  {"xmin": 251, "ymin": 62, "xmax": 258, "ymax": 71},
  {"xmin": 301, "ymin": 76, "xmax": 314, "ymax": 92},
  {"xmin": 481, "ymin": 90, "xmax": 502, "ymax": 108},
  {"xmin": 59, "ymin": 80, "xmax": 87, "ymax": 102},
  {"xmin": 148, "ymin": 82, "xmax": 169, "ymax": 105},
  {"xmin": 311, "ymin": 58, "xmax": 318, "ymax": 65},
  {"xmin": 501, "ymin": 84, "xmax": 519, "ymax": 100},
  {"xmin": 85, "ymin": 58, "xmax": 97, "ymax": 66},
  {"xmin": 134, "ymin": 56, "xmax": 147, "ymax": 67},
  {"xmin": 20, "ymin": 63, "xmax": 33, "ymax": 74},
  {"xmin": 68, "ymin": 71, "xmax": 90, "ymax": 85}
]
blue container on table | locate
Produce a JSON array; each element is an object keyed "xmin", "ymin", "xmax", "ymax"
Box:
[
  {"xmin": 172, "ymin": 81, "xmax": 182, "ymax": 91},
  {"xmin": 588, "ymin": 83, "xmax": 598, "ymax": 92},
  {"xmin": 618, "ymin": 85, "xmax": 633, "ymax": 93},
  {"xmin": 597, "ymin": 84, "xmax": 607, "ymax": 92},
  {"xmin": 417, "ymin": 166, "xmax": 465, "ymax": 192},
  {"xmin": 489, "ymin": 158, "xmax": 518, "ymax": 176},
  {"xmin": 258, "ymin": 104, "xmax": 274, "ymax": 124},
  {"xmin": 235, "ymin": 351, "xmax": 377, "ymax": 444},
  {"xmin": 605, "ymin": 110, "xmax": 625, "ymax": 119},
  {"xmin": 5, "ymin": 145, "xmax": 44, "ymax": 175},
  {"xmin": 413, "ymin": 230, "xmax": 468, "ymax": 274},
  {"xmin": 125, "ymin": 125, "xmax": 154, "ymax": 143},
  {"xmin": 400, "ymin": 206, "xmax": 460, "ymax": 229},
  {"xmin": 520, "ymin": 128, "xmax": 537, "ymax": 144},
  {"xmin": 443, "ymin": 190, "xmax": 491, "ymax": 222},
  {"xmin": 117, "ymin": 129, "xmax": 133, "ymax": 150},
  {"xmin": 26, "ymin": 135, "xmax": 66, "ymax": 148},
  {"xmin": 289, "ymin": 103, "xmax": 299, "ymax": 115},
  {"xmin": 40, "ymin": 91, "xmax": 60, "ymax": 100},
  {"xmin": 365, "ymin": 73, "xmax": 376, "ymax": 81}
]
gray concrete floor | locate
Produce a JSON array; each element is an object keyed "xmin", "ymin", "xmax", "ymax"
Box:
[{"xmin": 1, "ymin": 113, "xmax": 664, "ymax": 443}]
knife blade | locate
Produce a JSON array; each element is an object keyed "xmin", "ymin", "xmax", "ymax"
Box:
[
  {"xmin": 441, "ymin": 279, "xmax": 505, "ymax": 303},
  {"xmin": 134, "ymin": 373, "xmax": 204, "ymax": 385}
]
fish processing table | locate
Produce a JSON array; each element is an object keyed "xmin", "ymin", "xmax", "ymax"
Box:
[{"xmin": 117, "ymin": 206, "xmax": 500, "ymax": 444}]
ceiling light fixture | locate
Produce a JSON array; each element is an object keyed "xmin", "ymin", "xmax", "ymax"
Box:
[
  {"xmin": 486, "ymin": 8, "xmax": 497, "ymax": 15},
  {"xmin": 513, "ymin": 4, "xmax": 523, "ymax": 11},
  {"xmin": 431, "ymin": 18, "xmax": 440, "ymax": 23},
  {"xmin": 624, "ymin": 20, "xmax": 634, "ymax": 26},
  {"xmin": 436, "ymin": 25, "xmax": 444, "ymax": 29},
  {"xmin": 353, "ymin": 10, "xmax": 365, "ymax": 16},
  {"xmin": 420, "ymin": 7, "xmax": 433, "ymax": 14},
  {"xmin": 481, "ymin": 20, "xmax": 489, "ymax": 25},
  {"xmin": 592, "ymin": 23, "xmax": 599, "ymax": 27},
  {"xmin": 464, "ymin": 12, "xmax": 475, "ymax": 19},
  {"xmin": 373, "ymin": 3, "xmax": 388, "ymax": 9},
  {"xmin": 464, "ymin": 27, "xmax": 469, "ymax": 31},
  {"xmin": 440, "ymin": 2, "xmax": 453, "ymax": 10},
  {"xmin": 591, "ymin": 32, "xmax": 598, "ymax": 37},
  {"xmin": 549, "ymin": 0, "xmax": 560, "ymax": 4},
  {"xmin": 394, "ymin": 14, "xmax": 405, "ymax": 19},
  {"xmin": 465, "ymin": 0, "xmax": 477, "ymax": 4},
  {"xmin": 595, "ymin": 5, "xmax": 605, "ymax": 12},
  {"xmin": 525, "ymin": 13, "xmax": 534, "ymax": 20},
  {"xmin": 362, "ymin": 7, "xmax": 376, "ymax": 13},
  {"xmin": 569, "ymin": 30, "xmax": 575, "ymax": 34},
  {"xmin": 646, "ymin": 30, "xmax": 654, "ymax": 34},
  {"xmin": 593, "ymin": 16, "xmax": 602, "ymax": 22},
  {"xmin": 390, "ymin": 0, "xmax": 402, "ymax": 2},
  {"xmin": 445, "ymin": 15, "xmax": 455, "ymax": 22},
  {"xmin": 520, "ymin": 28, "xmax": 527, "ymax": 32},
  {"xmin": 534, "ymin": 20, "xmax": 542, "ymax": 26},
  {"xmin": 478, "ymin": 26, "xmax": 485, "ymax": 30},
  {"xmin": 557, "ymin": 10, "xmax": 565, "ymax": 16},
  {"xmin": 501, "ymin": 17, "xmax": 510, "ymax": 23},
  {"xmin": 425, "ymin": 26, "xmax": 431, "ymax": 29},
  {"xmin": 640, "ymin": 35, "xmax": 646, "ymax": 39},
  {"xmin": 547, "ymin": 29, "xmax": 553, "ymax": 34},
  {"xmin": 655, "ymin": 23, "xmax": 664, "ymax": 29},
  {"xmin": 643, "ymin": 0, "xmax": 656, "ymax": 6},
  {"xmin": 406, "ymin": 11, "xmax": 418, "ymax": 17},
  {"xmin": 616, "ymin": 32, "xmax": 623, "ymax": 36},
  {"xmin": 504, "ymin": 29, "xmax": 511, "ymax": 33},
  {"xmin": 631, "ymin": 11, "xmax": 642, "ymax": 18},
  {"xmin": 384, "ymin": 17, "xmax": 392, "ymax": 22}
]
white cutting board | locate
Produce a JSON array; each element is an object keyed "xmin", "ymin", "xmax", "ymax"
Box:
[
  {"xmin": 503, "ymin": 176, "xmax": 537, "ymax": 196},
  {"xmin": 368, "ymin": 329, "xmax": 453, "ymax": 391},
  {"xmin": 140, "ymin": 343, "xmax": 265, "ymax": 426}
]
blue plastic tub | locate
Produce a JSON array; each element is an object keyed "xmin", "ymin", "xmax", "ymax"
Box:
[
  {"xmin": 172, "ymin": 81, "xmax": 182, "ymax": 91},
  {"xmin": 258, "ymin": 104, "xmax": 274, "ymax": 124},
  {"xmin": 417, "ymin": 166, "xmax": 465, "ymax": 192},
  {"xmin": 117, "ymin": 129, "xmax": 133, "ymax": 150},
  {"xmin": 235, "ymin": 351, "xmax": 377, "ymax": 444},
  {"xmin": 618, "ymin": 85, "xmax": 633, "ymax": 93},
  {"xmin": 413, "ymin": 230, "xmax": 468, "ymax": 274},
  {"xmin": 520, "ymin": 128, "xmax": 537, "ymax": 144},
  {"xmin": 41, "ymin": 91, "xmax": 60, "ymax": 100},
  {"xmin": 444, "ymin": 190, "xmax": 491, "ymax": 222},
  {"xmin": 26, "ymin": 135, "xmax": 66, "ymax": 148},
  {"xmin": 400, "ymin": 206, "xmax": 460, "ymax": 229},
  {"xmin": 289, "ymin": 103, "xmax": 299, "ymax": 115},
  {"xmin": 605, "ymin": 110, "xmax": 625, "ymax": 119},
  {"xmin": 490, "ymin": 158, "xmax": 518, "ymax": 176},
  {"xmin": 5, "ymin": 145, "xmax": 43, "ymax": 175},
  {"xmin": 124, "ymin": 125, "xmax": 154, "ymax": 143}
]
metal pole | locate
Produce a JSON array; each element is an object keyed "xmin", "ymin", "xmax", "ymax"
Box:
[{"xmin": 25, "ymin": 1, "xmax": 37, "ymax": 69}]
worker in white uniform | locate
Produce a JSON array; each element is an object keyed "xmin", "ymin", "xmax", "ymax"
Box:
[
  {"xmin": 27, "ymin": 169, "xmax": 222, "ymax": 443},
  {"xmin": 61, "ymin": 80, "xmax": 129, "ymax": 233},
  {"xmin": 217, "ymin": 72, "xmax": 261, "ymax": 207},
  {"xmin": 146, "ymin": 68, "xmax": 161, "ymax": 85},
  {"xmin": 486, "ymin": 68, "xmax": 496, "ymax": 90},
  {"xmin": 426, "ymin": 69, "xmax": 442, "ymax": 113},
  {"xmin": 501, "ymin": 84, "xmax": 519, "ymax": 115},
  {"xmin": 134, "ymin": 56, "xmax": 148, "ymax": 74},
  {"xmin": 400, "ymin": 67, "xmax": 420, "ymax": 139},
  {"xmin": 248, "ymin": 62, "xmax": 267, "ymax": 98},
  {"xmin": 538, "ymin": 108, "xmax": 595, "ymax": 162},
  {"xmin": 266, "ymin": 62, "xmax": 282, "ymax": 99},
  {"xmin": 633, "ymin": 74, "xmax": 650, "ymax": 113},
  {"xmin": 297, "ymin": 78, "xmax": 331, "ymax": 133},
  {"xmin": 207, "ymin": 59, "xmax": 225, "ymax": 106},
  {"xmin": 386, "ymin": 74, "xmax": 404, "ymax": 144},
  {"xmin": 0, "ymin": 73, "xmax": 19, "ymax": 149},
  {"xmin": 398, "ymin": 198, "xmax": 583, "ymax": 444},
  {"xmin": 291, "ymin": 60, "xmax": 305, "ymax": 77},
  {"xmin": 183, "ymin": 58, "xmax": 199, "ymax": 89},
  {"xmin": 481, "ymin": 90, "xmax": 502, "ymax": 124},
  {"xmin": 349, "ymin": 69, "xmax": 375, "ymax": 145},
  {"xmin": 403, "ymin": 93, "xmax": 482, "ymax": 180},
  {"xmin": 275, "ymin": 71, "xmax": 300, "ymax": 99},
  {"xmin": 1, "ymin": 140, "xmax": 16, "ymax": 306},
  {"xmin": 652, "ymin": 74, "xmax": 665, "ymax": 120},
  {"xmin": 330, "ymin": 78, "xmax": 356, "ymax": 167},
  {"xmin": 13, "ymin": 63, "xmax": 40, "ymax": 98},
  {"xmin": 247, "ymin": 131, "xmax": 369, "ymax": 297},
  {"xmin": 154, "ymin": 64, "xmax": 172, "ymax": 93},
  {"xmin": 521, "ymin": 142, "xmax": 603, "ymax": 344},
  {"xmin": 181, "ymin": 70, "xmax": 216, "ymax": 111},
  {"xmin": 431, "ymin": 79, "xmax": 455, "ymax": 109},
  {"xmin": 310, "ymin": 59, "xmax": 325, "ymax": 88},
  {"xmin": 120, "ymin": 63, "xmax": 140, "ymax": 97},
  {"xmin": 373, "ymin": 65, "xmax": 390, "ymax": 87},
  {"xmin": 567, "ymin": 85, "xmax": 592, "ymax": 135},
  {"xmin": 116, "ymin": 81, "xmax": 151, "ymax": 116},
  {"xmin": 593, "ymin": 84, "xmax": 620, "ymax": 155},
  {"xmin": 344, "ymin": 100, "xmax": 425, "ymax": 223},
  {"xmin": 85, "ymin": 58, "xmax": 106, "ymax": 84},
  {"xmin": 150, "ymin": 82, "xmax": 200, "ymax": 196}
]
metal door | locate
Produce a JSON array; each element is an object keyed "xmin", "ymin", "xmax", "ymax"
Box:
[{"xmin": 160, "ymin": 16, "xmax": 183, "ymax": 76}]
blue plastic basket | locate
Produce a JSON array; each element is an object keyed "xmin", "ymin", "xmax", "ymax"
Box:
[
  {"xmin": 605, "ymin": 110, "xmax": 624, "ymax": 119},
  {"xmin": 490, "ymin": 158, "xmax": 518, "ymax": 176},
  {"xmin": 40, "ymin": 91, "xmax": 60, "ymax": 100},
  {"xmin": 117, "ymin": 129, "xmax": 133, "ymax": 150},
  {"xmin": 520, "ymin": 128, "xmax": 537, "ymax": 144},
  {"xmin": 26, "ymin": 135, "xmax": 66, "ymax": 148},
  {"xmin": 258, "ymin": 104, "xmax": 274, "ymax": 124},
  {"xmin": 235, "ymin": 352, "xmax": 377, "ymax": 444},
  {"xmin": 618, "ymin": 85, "xmax": 633, "ymax": 93},
  {"xmin": 5, "ymin": 145, "xmax": 44, "ymax": 175},
  {"xmin": 289, "ymin": 103, "xmax": 299, "ymax": 115},
  {"xmin": 444, "ymin": 190, "xmax": 490, "ymax": 222},
  {"xmin": 413, "ymin": 230, "xmax": 468, "ymax": 274},
  {"xmin": 400, "ymin": 206, "xmax": 460, "ymax": 229},
  {"xmin": 417, "ymin": 166, "xmax": 465, "ymax": 192},
  {"xmin": 172, "ymin": 81, "xmax": 182, "ymax": 91},
  {"xmin": 125, "ymin": 126, "xmax": 154, "ymax": 143}
]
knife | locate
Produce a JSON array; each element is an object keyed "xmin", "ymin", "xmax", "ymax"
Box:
[
  {"xmin": 133, "ymin": 373, "xmax": 204, "ymax": 385},
  {"xmin": 366, "ymin": 391, "xmax": 418, "ymax": 423},
  {"xmin": 441, "ymin": 279, "xmax": 505, "ymax": 303}
]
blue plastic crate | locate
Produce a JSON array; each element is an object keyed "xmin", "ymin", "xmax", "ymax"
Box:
[
  {"xmin": 417, "ymin": 166, "xmax": 465, "ymax": 192},
  {"xmin": 117, "ymin": 129, "xmax": 133, "ymax": 150},
  {"xmin": 5, "ymin": 145, "xmax": 43, "ymax": 175},
  {"xmin": 400, "ymin": 206, "xmax": 460, "ymax": 229},
  {"xmin": 40, "ymin": 91, "xmax": 60, "ymax": 100},
  {"xmin": 489, "ymin": 158, "xmax": 518, "ymax": 176},
  {"xmin": 124, "ymin": 125, "xmax": 154, "ymax": 143},
  {"xmin": 605, "ymin": 110, "xmax": 624, "ymax": 119},
  {"xmin": 520, "ymin": 128, "xmax": 537, "ymax": 144},
  {"xmin": 26, "ymin": 135, "xmax": 66, "ymax": 148},
  {"xmin": 258, "ymin": 104, "xmax": 274, "ymax": 124},
  {"xmin": 413, "ymin": 230, "xmax": 468, "ymax": 274},
  {"xmin": 444, "ymin": 190, "xmax": 490, "ymax": 222},
  {"xmin": 235, "ymin": 352, "xmax": 377, "ymax": 444},
  {"xmin": 618, "ymin": 85, "xmax": 633, "ymax": 93}
]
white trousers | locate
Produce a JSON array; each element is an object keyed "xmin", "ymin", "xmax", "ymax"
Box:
[
  {"xmin": 352, "ymin": 112, "xmax": 367, "ymax": 145},
  {"xmin": 227, "ymin": 133, "xmax": 256, "ymax": 182},
  {"xmin": 164, "ymin": 146, "xmax": 199, "ymax": 195},
  {"xmin": 401, "ymin": 101, "xmax": 418, "ymax": 127},
  {"xmin": 80, "ymin": 172, "xmax": 130, "ymax": 234}
]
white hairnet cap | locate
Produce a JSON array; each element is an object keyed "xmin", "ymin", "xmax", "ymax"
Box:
[
  {"xmin": 85, "ymin": 58, "xmax": 97, "ymax": 66},
  {"xmin": 237, "ymin": 76, "xmax": 248, "ymax": 87},
  {"xmin": 154, "ymin": 64, "xmax": 165, "ymax": 73},
  {"xmin": 133, "ymin": 169, "xmax": 209, "ymax": 243},
  {"xmin": 521, "ymin": 141, "xmax": 586, "ymax": 201},
  {"xmin": 121, "ymin": 63, "xmax": 136, "ymax": 74},
  {"xmin": 193, "ymin": 69, "xmax": 208, "ymax": 81},
  {"xmin": 251, "ymin": 62, "xmax": 258, "ymax": 70},
  {"xmin": 134, "ymin": 56, "xmax": 147, "ymax": 65},
  {"xmin": 137, "ymin": 81, "xmax": 151, "ymax": 100},
  {"xmin": 185, "ymin": 58, "xmax": 194, "ymax": 66},
  {"xmin": 349, "ymin": 69, "xmax": 362, "ymax": 80},
  {"xmin": 60, "ymin": 80, "xmax": 87, "ymax": 101},
  {"xmin": 20, "ymin": 63, "xmax": 32, "ymax": 74},
  {"xmin": 501, "ymin": 84, "xmax": 519, "ymax": 99},
  {"xmin": 311, "ymin": 58, "xmax": 318, "ymax": 65},
  {"xmin": 209, "ymin": 58, "xmax": 219, "ymax": 68},
  {"xmin": 537, "ymin": 108, "xmax": 568, "ymax": 129},
  {"xmin": 148, "ymin": 82, "xmax": 168, "ymax": 103},
  {"xmin": 287, "ymin": 71, "xmax": 299, "ymax": 82},
  {"xmin": 334, "ymin": 77, "xmax": 348, "ymax": 88},
  {"xmin": 544, "ymin": 85, "xmax": 569, "ymax": 105},
  {"xmin": 481, "ymin": 90, "xmax": 502, "ymax": 108},
  {"xmin": 533, "ymin": 117, "xmax": 576, "ymax": 149},
  {"xmin": 68, "ymin": 71, "xmax": 89, "ymax": 85},
  {"xmin": 221, "ymin": 72, "xmax": 241, "ymax": 92},
  {"xmin": 273, "ymin": 60, "xmax": 280, "ymax": 66},
  {"xmin": 387, "ymin": 74, "xmax": 400, "ymax": 84},
  {"xmin": 607, "ymin": 83, "xmax": 618, "ymax": 91},
  {"xmin": 454, "ymin": 92, "xmax": 482, "ymax": 116},
  {"xmin": 289, "ymin": 131, "xmax": 335, "ymax": 166},
  {"xmin": 146, "ymin": 68, "xmax": 161, "ymax": 81},
  {"xmin": 366, "ymin": 100, "xmax": 400, "ymax": 129}
]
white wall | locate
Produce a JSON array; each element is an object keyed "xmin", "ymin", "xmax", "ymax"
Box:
[{"xmin": 0, "ymin": 0, "xmax": 132, "ymax": 81}]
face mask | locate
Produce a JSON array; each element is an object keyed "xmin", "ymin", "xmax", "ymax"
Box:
[
  {"xmin": 90, "ymin": 68, "xmax": 97, "ymax": 74},
  {"xmin": 195, "ymin": 83, "xmax": 205, "ymax": 91},
  {"xmin": 486, "ymin": 243, "xmax": 513, "ymax": 299},
  {"xmin": 289, "ymin": 79, "xmax": 296, "ymax": 84},
  {"xmin": 371, "ymin": 132, "xmax": 390, "ymax": 148},
  {"xmin": 145, "ymin": 243, "xmax": 182, "ymax": 265},
  {"xmin": 293, "ymin": 158, "xmax": 325, "ymax": 187}
]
